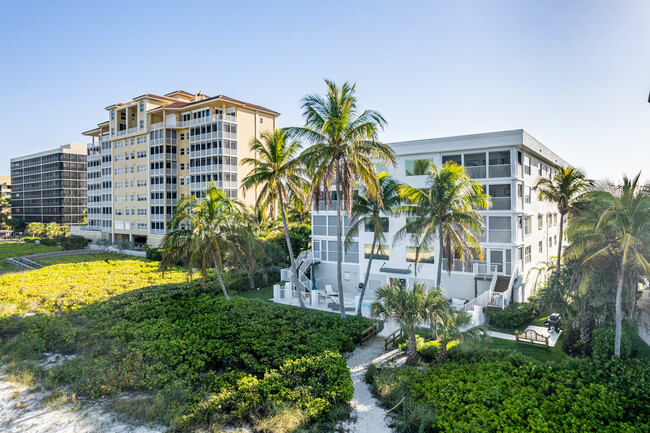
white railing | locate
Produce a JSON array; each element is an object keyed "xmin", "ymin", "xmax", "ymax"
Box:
[
  {"xmin": 128, "ymin": 127, "xmax": 138, "ymax": 135},
  {"xmin": 151, "ymin": 121, "xmax": 163, "ymax": 130},
  {"xmin": 473, "ymin": 262, "xmax": 497, "ymax": 276},
  {"xmin": 463, "ymin": 289, "xmax": 491, "ymax": 312},
  {"xmin": 117, "ymin": 130, "xmax": 127, "ymax": 137}
]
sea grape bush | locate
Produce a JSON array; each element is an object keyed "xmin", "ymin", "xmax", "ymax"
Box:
[
  {"xmin": 368, "ymin": 352, "xmax": 650, "ymax": 432},
  {"xmin": 485, "ymin": 302, "xmax": 537, "ymax": 329}
]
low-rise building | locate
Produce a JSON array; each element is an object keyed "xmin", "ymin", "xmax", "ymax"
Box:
[{"xmin": 290, "ymin": 129, "xmax": 568, "ymax": 313}]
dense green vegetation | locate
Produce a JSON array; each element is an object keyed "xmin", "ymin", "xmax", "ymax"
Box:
[
  {"xmin": 0, "ymin": 254, "xmax": 371, "ymax": 431},
  {"xmin": 0, "ymin": 242, "xmax": 62, "ymax": 274},
  {"xmin": 367, "ymin": 348, "xmax": 650, "ymax": 432}
]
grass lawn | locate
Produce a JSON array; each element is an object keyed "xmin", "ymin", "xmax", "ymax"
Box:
[
  {"xmin": 238, "ymin": 285, "xmax": 274, "ymax": 301},
  {"xmin": 0, "ymin": 242, "xmax": 62, "ymax": 274},
  {"xmin": 488, "ymin": 332, "xmax": 567, "ymax": 362}
]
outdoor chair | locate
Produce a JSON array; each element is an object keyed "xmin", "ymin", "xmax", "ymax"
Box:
[{"xmin": 325, "ymin": 285, "xmax": 340, "ymax": 304}]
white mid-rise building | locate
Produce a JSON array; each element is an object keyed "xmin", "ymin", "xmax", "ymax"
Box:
[{"xmin": 289, "ymin": 130, "xmax": 569, "ymax": 313}]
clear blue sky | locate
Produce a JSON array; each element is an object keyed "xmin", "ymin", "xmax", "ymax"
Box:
[{"xmin": 1, "ymin": 0, "xmax": 648, "ymax": 181}]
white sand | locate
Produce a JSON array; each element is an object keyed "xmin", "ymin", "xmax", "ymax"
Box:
[
  {"xmin": 339, "ymin": 337, "xmax": 405, "ymax": 433},
  {"xmin": 0, "ymin": 368, "xmax": 167, "ymax": 433}
]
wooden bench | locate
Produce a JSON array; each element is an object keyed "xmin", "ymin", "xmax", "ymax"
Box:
[
  {"xmin": 384, "ymin": 328, "xmax": 403, "ymax": 351},
  {"xmin": 514, "ymin": 329, "xmax": 549, "ymax": 347},
  {"xmin": 361, "ymin": 324, "xmax": 378, "ymax": 346}
]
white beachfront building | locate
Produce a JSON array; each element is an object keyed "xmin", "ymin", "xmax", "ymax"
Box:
[{"xmin": 276, "ymin": 129, "xmax": 569, "ymax": 319}]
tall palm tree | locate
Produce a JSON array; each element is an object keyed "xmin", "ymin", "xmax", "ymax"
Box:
[
  {"xmin": 396, "ymin": 161, "xmax": 490, "ymax": 288},
  {"xmin": 436, "ymin": 304, "xmax": 485, "ymax": 362},
  {"xmin": 294, "ymin": 80, "xmax": 396, "ymax": 319},
  {"xmin": 567, "ymin": 174, "xmax": 650, "ymax": 357},
  {"xmin": 241, "ymin": 129, "xmax": 309, "ymax": 308},
  {"xmin": 346, "ymin": 172, "xmax": 402, "ymax": 315},
  {"xmin": 161, "ymin": 184, "xmax": 244, "ymax": 301},
  {"xmin": 534, "ymin": 166, "xmax": 592, "ymax": 273},
  {"xmin": 370, "ymin": 280, "xmax": 432, "ymax": 366}
]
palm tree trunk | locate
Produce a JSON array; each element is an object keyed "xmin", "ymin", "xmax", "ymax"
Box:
[
  {"xmin": 614, "ymin": 257, "xmax": 625, "ymax": 357},
  {"xmin": 247, "ymin": 266, "xmax": 255, "ymax": 290},
  {"xmin": 336, "ymin": 160, "xmax": 346, "ymax": 319},
  {"xmin": 406, "ymin": 331, "xmax": 418, "ymax": 366},
  {"xmin": 438, "ymin": 341, "xmax": 448, "ymax": 363},
  {"xmin": 436, "ymin": 229, "xmax": 443, "ymax": 288},
  {"xmin": 278, "ymin": 185, "xmax": 305, "ymax": 309},
  {"xmin": 357, "ymin": 233, "xmax": 377, "ymax": 316},
  {"xmin": 211, "ymin": 250, "xmax": 230, "ymax": 301},
  {"xmin": 556, "ymin": 213, "xmax": 565, "ymax": 274}
]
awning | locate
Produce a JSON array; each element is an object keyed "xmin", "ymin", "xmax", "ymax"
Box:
[{"xmin": 379, "ymin": 267, "xmax": 412, "ymax": 275}]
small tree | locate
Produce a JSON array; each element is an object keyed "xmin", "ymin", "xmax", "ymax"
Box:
[
  {"xmin": 436, "ymin": 304, "xmax": 485, "ymax": 362},
  {"xmin": 45, "ymin": 222, "xmax": 64, "ymax": 238},
  {"xmin": 371, "ymin": 280, "xmax": 432, "ymax": 366},
  {"xmin": 25, "ymin": 222, "xmax": 45, "ymax": 237}
]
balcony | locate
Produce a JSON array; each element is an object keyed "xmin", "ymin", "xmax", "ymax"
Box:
[
  {"xmin": 128, "ymin": 127, "xmax": 138, "ymax": 135},
  {"xmin": 488, "ymin": 164, "xmax": 511, "ymax": 178},
  {"xmin": 488, "ymin": 229, "xmax": 511, "ymax": 243},
  {"xmin": 165, "ymin": 119, "xmax": 191, "ymax": 128},
  {"xmin": 489, "ymin": 197, "xmax": 511, "ymax": 210},
  {"xmin": 117, "ymin": 130, "xmax": 127, "ymax": 137},
  {"xmin": 465, "ymin": 166, "xmax": 486, "ymax": 179},
  {"xmin": 189, "ymin": 131, "xmax": 238, "ymax": 143},
  {"xmin": 151, "ymin": 121, "xmax": 163, "ymax": 130}
]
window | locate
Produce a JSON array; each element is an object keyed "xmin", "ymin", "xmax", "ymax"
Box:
[
  {"xmin": 260, "ymin": 117, "xmax": 263, "ymax": 124},
  {"xmin": 180, "ymin": 163, "xmax": 185, "ymax": 170},
  {"xmin": 488, "ymin": 151, "xmax": 511, "ymax": 178},
  {"xmin": 442, "ymin": 154, "xmax": 462, "ymax": 165},
  {"xmin": 137, "ymin": 151, "xmax": 146, "ymax": 158},
  {"xmin": 138, "ymin": 209, "xmax": 147, "ymax": 216},
  {"xmin": 140, "ymin": 120, "xmax": 144, "ymax": 129},
  {"xmin": 464, "ymin": 153, "xmax": 486, "ymax": 178},
  {"xmin": 180, "ymin": 148, "xmax": 185, "ymax": 155},
  {"xmin": 139, "ymin": 101, "xmax": 144, "ymax": 112},
  {"xmin": 539, "ymin": 241, "xmax": 543, "ymax": 253},
  {"xmin": 488, "ymin": 184, "xmax": 511, "ymax": 210},
  {"xmin": 405, "ymin": 159, "xmax": 433, "ymax": 176},
  {"xmin": 115, "ymin": 168, "xmax": 123, "ymax": 175},
  {"xmin": 115, "ymin": 182, "xmax": 123, "ymax": 189},
  {"xmin": 115, "ymin": 209, "xmax": 123, "ymax": 216},
  {"xmin": 489, "ymin": 216, "xmax": 511, "ymax": 243},
  {"xmin": 137, "ymin": 165, "xmax": 146, "ymax": 173},
  {"xmin": 180, "ymin": 133, "xmax": 185, "ymax": 140},
  {"xmin": 524, "ymin": 156, "xmax": 531, "ymax": 175},
  {"xmin": 406, "ymin": 246, "xmax": 435, "ymax": 264},
  {"xmin": 137, "ymin": 136, "xmax": 146, "ymax": 144},
  {"xmin": 180, "ymin": 177, "xmax": 185, "ymax": 185},
  {"xmin": 137, "ymin": 179, "xmax": 146, "ymax": 187},
  {"xmin": 111, "ymin": 127, "xmax": 115, "ymax": 136},
  {"xmin": 364, "ymin": 217, "xmax": 388, "ymax": 233},
  {"xmin": 115, "ymin": 141, "xmax": 123, "ymax": 149},
  {"xmin": 538, "ymin": 214, "xmax": 544, "ymax": 230},
  {"xmin": 554, "ymin": 235, "xmax": 557, "ymax": 245},
  {"xmin": 549, "ymin": 237, "xmax": 553, "ymax": 248},
  {"xmin": 137, "ymin": 194, "xmax": 146, "ymax": 201},
  {"xmin": 525, "ymin": 246, "xmax": 532, "ymax": 264},
  {"xmin": 115, "ymin": 195, "xmax": 124, "ymax": 202},
  {"xmin": 364, "ymin": 244, "xmax": 389, "ymax": 260},
  {"xmin": 525, "ymin": 186, "xmax": 532, "ymax": 204},
  {"xmin": 131, "ymin": 167, "xmax": 135, "ymax": 173},
  {"xmin": 111, "ymin": 111, "xmax": 115, "ymax": 120},
  {"xmin": 138, "ymin": 223, "xmax": 147, "ymax": 230},
  {"xmin": 525, "ymin": 216, "xmax": 532, "ymax": 235},
  {"xmin": 115, "ymin": 155, "xmax": 124, "ymax": 162}
]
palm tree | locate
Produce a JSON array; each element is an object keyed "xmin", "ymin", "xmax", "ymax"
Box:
[
  {"xmin": 294, "ymin": 80, "xmax": 396, "ymax": 318},
  {"xmin": 395, "ymin": 161, "xmax": 490, "ymax": 287},
  {"xmin": 241, "ymin": 129, "xmax": 309, "ymax": 308},
  {"xmin": 567, "ymin": 174, "xmax": 650, "ymax": 357},
  {"xmin": 424, "ymin": 286, "xmax": 446, "ymax": 339},
  {"xmin": 534, "ymin": 166, "xmax": 592, "ymax": 273},
  {"xmin": 436, "ymin": 304, "xmax": 485, "ymax": 362},
  {"xmin": 346, "ymin": 172, "xmax": 402, "ymax": 315},
  {"xmin": 370, "ymin": 280, "xmax": 432, "ymax": 366},
  {"xmin": 161, "ymin": 184, "xmax": 244, "ymax": 301}
]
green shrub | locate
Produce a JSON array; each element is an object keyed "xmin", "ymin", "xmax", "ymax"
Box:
[
  {"xmin": 562, "ymin": 328, "xmax": 592, "ymax": 357},
  {"xmin": 592, "ymin": 323, "xmax": 637, "ymax": 359},
  {"xmin": 366, "ymin": 356, "xmax": 650, "ymax": 432},
  {"xmin": 23, "ymin": 237, "xmax": 40, "ymax": 243},
  {"xmin": 61, "ymin": 235, "xmax": 89, "ymax": 250},
  {"xmin": 486, "ymin": 302, "xmax": 537, "ymax": 329},
  {"xmin": 144, "ymin": 246, "xmax": 163, "ymax": 261}
]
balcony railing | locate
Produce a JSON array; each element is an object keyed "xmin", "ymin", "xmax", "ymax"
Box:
[
  {"xmin": 488, "ymin": 229, "xmax": 511, "ymax": 243},
  {"xmin": 488, "ymin": 164, "xmax": 511, "ymax": 178},
  {"xmin": 189, "ymin": 147, "xmax": 237, "ymax": 158},
  {"xmin": 151, "ymin": 122, "xmax": 163, "ymax": 130},
  {"xmin": 117, "ymin": 130, "xmax": 127, "ymax": 137},
  {"xmin": 465, "ymin": 166, "xmax": 486, "ymax": 179},
  {"xmin": 165, "ymin": 119, "xmax": 191, "ymax": 128},
  {"xmin": 189, "ymin": 131, "xmax": 238, "ymax": 143},
  {"xmin": 128, "ymin": 127, "xmax": 138, "ymax": 135},
  {"xmin": 489, "ymin": 197, "xmax": 511, "ymax": 210}
]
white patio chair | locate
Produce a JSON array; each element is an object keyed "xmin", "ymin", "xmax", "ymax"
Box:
[{"xmin": 325, "ymin": 285, "xmax": 339, "ymax": 304}]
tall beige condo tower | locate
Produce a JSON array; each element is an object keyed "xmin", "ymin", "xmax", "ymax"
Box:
[{"xmin": 82, "ymin": 91, "xmax": 279, "ymax": 247}]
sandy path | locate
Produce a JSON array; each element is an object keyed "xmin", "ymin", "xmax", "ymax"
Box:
[
  {"xmin": 339, "ymin": 337, "xmax": 404, "ymax": 433},
  {"xmin": 0, "ymin": 370, "xmax": 166, "ymax": 433},
  {"xmin": 638, "ymin": 289, "xmax": 650, "ymax": 346}
]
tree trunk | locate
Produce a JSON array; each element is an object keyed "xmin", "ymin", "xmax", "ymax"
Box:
[
  {"xmin": 406, "ymin": 331, "xmax": 418, "ymax": 366},
  {"xmin": 247, "ymin": 267, "xmax": 255, "ymax": 290},
  {"xmin": 438, "ymin": 340, "xmax": 448, "ymax": 363},
  {"xmin": 211, "ymin": 250, "xmax": 230, "ymax": 301},
  {"xmin": 578, "ymin": 309, "xmax": 593, "ymax": 344},
  {"xmin": 357, "ymin": 232, "xmax": 377, "ymax": 316},
  {"xmin": 336, "ymin": 161, "xmax": 346, "ymax": 319},
  {"xmin": 278, "ymin": 185, "xmax": 305, "ymax": 309},
  {"xmin": 556, "ymin": 213, "xmax": 565, "ymax": 274},
  {"xmin": 262, "ymin": 267, "xmax": 269, "ymax": 285},
  {"xmin": 614, "ymin": 257, "xmax": 625, "ymax": 357},
  {"xmin": 436, "ymin": 229, "xmax": 444, "ymax": 288}
]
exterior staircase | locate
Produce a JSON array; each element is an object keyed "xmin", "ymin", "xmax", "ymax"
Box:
[
  {"xmin": 281, "ymin": 250, "xmax": 321, "ymax": 293},
  {"xmin": 494, "ymin": 276, "xmax": 510, "ymax": 293}
]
